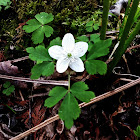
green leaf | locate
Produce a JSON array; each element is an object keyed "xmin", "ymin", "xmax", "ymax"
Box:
[
  {"xmin": 3, "ymin": 85, "xmax": 15, "ymax": 96},
  {"xmin": 87, "ymin": 39, "xmax": 112, "ymax": 60},
  {"xmin": 44, "ymin": 86, "xmax": 67, "ymax": 107},
  {"xmin": 23, "ymin": 19, "xmax": 41, "ymax": 33},
  {"xmin": 90, "ymin": 34, "xmax": 100, "ymax": 43},
  {"xmin": 71, "ymin": 81, "xmax": 89, "ymax": 91},
  {"xmin": 93, "ymin": 23, "xmax": 99, "ymax": 30},
  {"xmin": 35, "ymin": 12, "xmax": 54, "ymax": 25},
  {"xmin": 44, "ymin": 25, "xmax": 54, "ymax": 37},
  {"xmin": 31, "ymin": 25, "xmax": 53, "ymax": 44},
  {"xmin": 31, "ymin": 61, "xmax": 54, "ymax": 79},
  {"xmin": 71, "ymin": 81, "xmax": 95, "ymax": 102},
  {"xmin": 85, "ymin": 60, "xmax": 107, "ymax": 75},
  {"xmin": 59, "ymin": 93, "xmax": 80, "ymax": 129},
  {"xmin": 86, "ymin": 21, "xmax": 94, "ymax": 27},
  {"xmin": 76, "ymin": 36, "xmax": 89, "ymax": 42},
  {"xmin": 3, "ymin": 81, "xmax": 11, "ymax": 88},
  {"xmin": 49, "ymin": 37, "xmax": 62, "ymax": 47},
  {"xmin": 86, "ymin": 26, "xmax": 93, "ymax": 32},
  {"xmin": 88, "ymin": 42, "xmax": 94, "ymax": 51},
  {"xmin": 31, "ymin": 26, "xmax": 45, "ymax": 44},
  {"xmin": 26, "ymin": 45, "xmax": 51, "ymax": 63},
  {"xmin": 134, "ymin": 125, "xmax": 140, "ymax": 137}
]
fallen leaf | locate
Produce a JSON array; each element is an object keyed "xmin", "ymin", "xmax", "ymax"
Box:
[{"xmin": 0, "ymin": 61, "xmax": 20, "ymax": 75}]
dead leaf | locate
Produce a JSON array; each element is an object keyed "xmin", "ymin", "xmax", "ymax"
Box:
[
  {"xmin": 0, "ymin": 124, "xmax": 18, "ymax": 139},
  {"xmin": 56, "ymin": 120, "xmax": 64, "ymax": 134},
  {"xmin": 0, "ymin": 61, "xmax": 20, "ymax": 75}
]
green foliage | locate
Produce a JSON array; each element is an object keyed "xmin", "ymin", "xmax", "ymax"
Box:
[
  {"xmin": 44, "ymin": 82, "xmax": 95, "ymax": 129},
  {"xmin": 44, "ymin": 86, "xmax": 67, "ymax": 108},
  {"xmin": 59, "ymin": 93, "xmax": 80, "ymax": 129},
  {"xmin": 0, "ymin": 0, "xmax": 11, "ymax": 11},
  {"xmin": 107, "ymin": 0, "xmax": 140, "ymax": 76},
  {"xmin": 26, "ymin": 45, "xmax": 54, "ymax": 79},
  {"xmin": 26, "ymin": 45, "xmax": 51, "ymax": 63},
  {"xmin": 76, "ymin": 34, "xmax": 101, "ymax": 51},
  {"xmin": 48, "ymin": 37, "xmax": 62, "ymax": 48},
  {"xmin": 134, "ymin": 125, "xmax": 140, "ymax": 138},
  {"xmin": 71, "ymin": 81, "xmax": 95, "ymax": 103},
  {"xmin": 23, "ymin": 12, "xmax": 54, "ymax": 44},
  {"xmin": 85, "ymin": 39, "xmax": 112, "ymax": 75},
  {"xmin": 86, "ymin": 21, "xmax": 99, "ymax": 32},
  {"xmin": 87, "ymin": 39, "xmax": 111, "ymax": 60},
  {"xmin": 31, "ymin": 61, "xmax": 54, "ymax": 79},
  {"xmin": 85, "ymin": 60, "xmax": 107, "ymax": 75},
  {"xmin": 2, "ymin": 81, "xmax": 15, "ymax": 96}
]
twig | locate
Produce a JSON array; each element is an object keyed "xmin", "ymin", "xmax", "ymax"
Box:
[
  {"xmin": 126, "ymin": 44, "xmax": 140, "ymax": 53},
  {"xmin": 10, "ymin": 56, "xmax": 29, "ymax": 63},
  {"xmin": 28, "ymin": 92, "xmax": 49, "ymax": 98},
  {"xmin": 10, "ymin": 78, "xmax": 140, "ymax": 140},
  {"xmin": 19, "ymin": 90, "xmax": 24, "ymax": 101},
  {"xmin": 0, "ymin": 74, "xmax": 68, "ymax": 86}
]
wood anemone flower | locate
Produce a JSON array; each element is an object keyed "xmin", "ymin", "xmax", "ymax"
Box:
[{"xmin": 48, "ymin": 33, "xmax": 88, "ymax": 73}]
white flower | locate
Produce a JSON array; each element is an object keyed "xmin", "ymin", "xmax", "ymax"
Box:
[{"xmin": 48, "ymin": 33, "xmax": 88, "ymax": 73}]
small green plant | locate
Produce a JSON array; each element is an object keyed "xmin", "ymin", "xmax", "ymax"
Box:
[
  {"xmin": 134, "ymin": 125, "xmax": 140, "ymax": 139},
  {"xmin": 23, "ymin": 12, "xmax": 54, "ymax": 44},
  {"xmin": 26, "ymin": 32, "xmax": 112, "ymax": 128},
  {"xmin": 85, "ymin": 20, "xmax": 100, "ymax": 32},
  {"xmin": 2, "ymin": 81, "xmax": 15, "ymax": 96},
  {"xmin": 0, "ymin": 0, "xmax": 11, "ymax": 11}
]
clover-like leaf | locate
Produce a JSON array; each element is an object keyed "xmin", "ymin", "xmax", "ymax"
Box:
[
  {"xmin": 31, "ymin": 61, "xmax": 54, "ymax": 79},
  {"xmin": 93, "ymin": 23, "xmax": 99, "ymax": 30},
  {"xmin": 44, "ymin": 25, "xmax": 54, "ymax": 37},
  {"xmin": 71, "ymin": 81, "xmax": 95, "ymax": 102},
  {"xmin": 85, "ymin": 60, "xmax": 107, "ymax": 75},
  {"xmin": 59, "ymin": 93, "xmax": 81, "ymax": 129},
  {"xmin": 23, "ymin": 12, "xmax": 54, "ymax": 44},
  {"xmin": 31, "ymin": 25, "xmax": 53, "ymax": 44},
  {"xmin": 23, "ymin": 19, "xmax": 41, "ymax": 33},
  {"xmin": 86, "ymin": 26, "xmax": 93, "ymax": 32},
  {"xmin": 44, "ymin": 86, "xmax": 67, "ymax": 108},
  {"xmin": 3, "ymin": 82, "xmax": 15, "ymax": 96},
  {"xmin": 35, "ymin": 12, "xmax": 54, "ymax": 25},
  {"xmin": 86, "ymin": 21, "xmax": 94, "ymax": 27},
  {"xmin": 3, "ymin": 81, "xmax": 11, "ymax": 88},
  {"xmin": 87, "ymin": 39, "xmax": 112, "ymax": 60},
  {"xmin": 26, "ymin": 45, "xmax": 51, "ymax": 63}
]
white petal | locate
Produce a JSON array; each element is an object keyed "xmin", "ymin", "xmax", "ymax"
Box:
[
  {"xmin": 48, "ymin": 45, "xmax": 65, "ymax": 60},
  {"xmin": 72, "ymin": 42, "xmax": 88, "ymax": 57},
  {"xmin": 62, "ymin": 33, "xmax": 75, "ymax": 53},
  {"xmin": 69, "ymin": 57, "xmax": 84, "ymax": 72},
  {"xmin": 56, "ymin": 57, "xmax": 70, "ymax": 73}
]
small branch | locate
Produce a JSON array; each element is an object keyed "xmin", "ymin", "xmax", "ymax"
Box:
[
  {"xmin": 10, "ymin": 78, "xmax": 140, "ymax": 140},
  {"xmin": 10, "ymin": 56, "xmax": 29, "ymax": 63},
  {"xmin": 0, "ymin": 74, "xmax": 68, "ymax": 86}
]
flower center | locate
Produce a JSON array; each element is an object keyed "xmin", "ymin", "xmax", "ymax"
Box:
[{"xmin": 67, "ymin": 53, "xmax": 72, "ymax": 58}]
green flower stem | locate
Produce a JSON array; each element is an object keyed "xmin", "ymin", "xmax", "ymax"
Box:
[
  {"xmin": 124, "ymin": 20, "xmax": 140, "ymax": 49},
  {"xmin": 106, "ymin": 0, "xmax": 140, "ymax": 76},
  {"xmin": 68, "ymin": 73, "xmax": 71, "ymax": 92},
  {"xmin": 100, "ymin": 0, "xmax": 110, "ymax": 40}
]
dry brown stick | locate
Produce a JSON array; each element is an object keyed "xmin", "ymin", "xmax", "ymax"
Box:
[
  {"xmin": 10, "ymin": 56, "xmax": 29, "ymax": 63},
  {"xmin": 0, "ymin": 74, "xmax": 68, "ymax": 86},
  {"xmin": 10, "ymin": 78, "xmax": 140, "ymax": 140}
]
